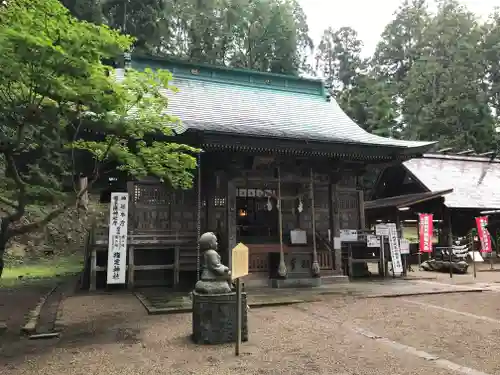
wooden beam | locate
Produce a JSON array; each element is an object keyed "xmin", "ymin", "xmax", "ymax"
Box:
[
  {"xmin": 127, "ymin": 245, "xmax": 135, "ymax": 289},
  {"xmin": 134, "ymin": 264, "xmax": 175, "ymax": 271},
  {"xmin": 478, "ymin": 151, "xmax": 495, "ymax": 157},
  {"xmin": 436, "ymin": 147, "xmax": 453, "ymax": 153},
  {"xmin": 455, "ymin": 149, "xmax": 475, "ymax": 155}
]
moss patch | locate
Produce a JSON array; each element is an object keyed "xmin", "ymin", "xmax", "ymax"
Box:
[{"xmin": 1, "ymin": 254, "xmax": 83, "ymax": 288}]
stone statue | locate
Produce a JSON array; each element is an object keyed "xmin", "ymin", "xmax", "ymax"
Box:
[{"xmin": 194, "ymin": 232, "xmax": 233, "ymax": 294}]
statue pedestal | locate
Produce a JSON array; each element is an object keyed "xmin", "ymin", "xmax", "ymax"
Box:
[{"xmin": 191, "ymin": 291, "xmax": 248, "ymax": 344}]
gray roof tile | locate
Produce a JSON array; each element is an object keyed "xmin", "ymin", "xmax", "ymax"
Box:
[
  {"xmin": 117, "ymin": 65, "xmax": 434, "ymax": 152},
  {"xmin": 167, "ymin": 77, "xmax": 434, "ymax": 150},
  {"xmin": 404, "ymin": 154, "xmax": 500, "ymax": 209}
]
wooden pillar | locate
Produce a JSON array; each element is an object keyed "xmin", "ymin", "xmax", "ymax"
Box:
[
  {"xmin": 126, "ymin": 182, "xmax": 135, "ymax": 289},
  {"xmin": 127, "ymin": 245, "xmax": 135, "ymax": 289},
  {"xmin": 358, "ymin": 190, "xmax": 366, "ymax": 230},
  {"xmin": 329, "ymin": 173, "xmax": 342, "ymax": 275},
  {"xmin": 196, "ymin": 153, "xmax": 202, "ymax": 281},
  {"xmin": 227, "ymin": 178, "xmax": 237, "ymax": 268},
  {"xmin": 444, "ymin": 206, "xmax": 453, "ymax": 250},
  {"xmin": 205, "ymin": 173, "xmax": 218, "ymax": 233},
  {"xmin": 356, "ymin": 171, "xmax": 366, "ymax": 230},
  {"xmin": 277, "ymin": 165, "xmax": 287, "ymax": 277},
  {"xmin": 310, "ymin": 168, "xmax": 320, "ymax": 276}
]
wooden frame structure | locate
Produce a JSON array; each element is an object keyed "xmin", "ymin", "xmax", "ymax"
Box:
[{"xmin": 367, "ymin": 152, "xmax": 500, "ymax": 251}]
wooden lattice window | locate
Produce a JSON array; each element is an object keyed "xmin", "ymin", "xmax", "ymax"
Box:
[
  {"xmin": 214, "ymin": 196, "xmax": 226, "ymax": 207},
  {"xmin": 133, "ymin": 184, "xmax": 173, "ymax": 205}
]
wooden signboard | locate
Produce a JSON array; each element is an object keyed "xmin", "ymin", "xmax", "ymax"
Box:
[
  {"xmin": 231, "ymin": 243, "xmax": 249, "ymax": 280},
  {"xmin": 231, "ymin": 242, "xmax": 249, "ymax": 357}
]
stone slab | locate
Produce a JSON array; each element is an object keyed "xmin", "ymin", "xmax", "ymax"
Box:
[
  {"xmin": 192, "ymin": 291, "xmax": 248, "ymax": 345},
  {"xmin": 269, "ymin": 277, "xmax": 321, "ymax": 288}
]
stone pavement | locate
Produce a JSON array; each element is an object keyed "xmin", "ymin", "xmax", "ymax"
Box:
[{"xmin": 136, "ymin": 278, "xmax": 486, "ymax": 314}]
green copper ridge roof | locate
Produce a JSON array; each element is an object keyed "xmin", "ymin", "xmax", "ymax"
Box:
[
  {"xmin": 128, "ymin": 56, "xmax": 435, "ymax": 153},
  {"xmin": 131, "ymin": 55, "xmax": 326, "ymax": 97}
]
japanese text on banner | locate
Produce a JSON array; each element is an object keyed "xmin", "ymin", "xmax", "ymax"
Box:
[
  {"xmin": 387, "ymin": 223, "xmax": 403, "ymax": 274},
  {"xmin": 475, "ymin": 216, "xmax": 492, "ymax": 253},
  {"xmin": 419, "ymin": 213, "xmax": 433, "ymax": 253},
  {"xmin": 107, "ymin": 193, "xmax": 129, "ymax": 284}
]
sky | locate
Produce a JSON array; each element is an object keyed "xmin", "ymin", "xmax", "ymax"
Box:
[{"xmin": 298, "ymin": 0, "xmax": 498, "ymax": 57}]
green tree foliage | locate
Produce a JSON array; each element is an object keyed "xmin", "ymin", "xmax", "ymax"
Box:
[
  {"xmin": 338, "ymin": 76, "xmax": 399, "ymax": 137},
  {"xmin": 61, "ymin": 0, "xmax": 314, "ymax": 75},
  {"xmin": 314, "ymin": 0, "xmax": 498, "ymax": 153},
  {"xmin": 315, "ymin": 26, "xmax": 398, "ymax": 136},
  {"xmin": 373, "ymin": 0, "xmax": 430, "ymax": 87},
  {"xmin": 0, "ymin": 0, "xmax": 198, "ymax": 277},
  {"xmin": 402, "ymin": 0, "xmax": 494, "ymax": 150},
  {"xmin": 483, "ymin": 9, "xmax": 500, "ymax": 129},
  {"xmin": 315, "ymin": 27, "xmax": 364, "ymax": 90}
]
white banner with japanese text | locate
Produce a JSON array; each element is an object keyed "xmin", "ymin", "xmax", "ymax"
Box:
[
  {"xmin": 107, "ymin": 192, "xmax": 129, "ymax": 284},
  {"xmin": 387, "ymin": 223, "xmax": 403, "ymax": 275}
]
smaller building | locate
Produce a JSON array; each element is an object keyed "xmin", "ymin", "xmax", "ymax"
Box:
[{"xmin": 367, "ymin": 153, "xmax": 500, "ymax": 248}]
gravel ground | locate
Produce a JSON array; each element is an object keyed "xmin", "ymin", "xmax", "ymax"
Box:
[
  {"xmin": 0, "ymin": 292, "xmax": 460, "ymax": 375},
  {"xmin": 309, "ymin": 293, "xmax": 500, "ymax": 374},
  {"xmin": 4, "ymin": 288, "xmax": 500, "ymax": 375},
  {"xmin": 408, "ymin": 291, "xmax": 500, "ymax": 320},
  {"xmin": 413, "ymin": 263, "xmax": 500, "ymax": 285}
]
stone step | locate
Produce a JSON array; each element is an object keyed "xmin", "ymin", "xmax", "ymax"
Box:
[{"xmin": 321, "ymin": 275, "xmax": 349, "ymax": 284}]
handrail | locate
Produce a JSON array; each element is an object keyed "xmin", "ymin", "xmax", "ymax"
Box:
[{"xmin": 315, "ymin": 231, "xmax": 333, "ymax": 253}]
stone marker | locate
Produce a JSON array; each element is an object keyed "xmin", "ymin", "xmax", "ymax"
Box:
[{"xmin": 192, "ymin": 232, "xmax": 248, "ymax": 344}]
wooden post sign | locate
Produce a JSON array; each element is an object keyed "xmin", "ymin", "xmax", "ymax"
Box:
[
  {"xmin": 231, "ymin": 243, "xmax": 249, "ymax": 280},
  {"xmin": 231, "ymin": 242, "xmax": 248, "ymax": 357},
  {"xmin": 107, "ymin": 192, "xmax": 129, "ymax": 285}
]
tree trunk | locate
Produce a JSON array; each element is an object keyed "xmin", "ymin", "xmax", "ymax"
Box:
[{"xmin": 0, "ymin": 234, "xmax": 6, "ymax": 280}]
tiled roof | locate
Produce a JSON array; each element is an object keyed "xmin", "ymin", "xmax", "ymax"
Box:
[
  {"xmin": 120, "ymin": 57, "xmax": 435, "ymax": 154},
  {"xmin": 404, "ymin": 154, "xmax": 500, "ymax": 209},
  {"xmin": 166, "ymin": 77, "xmax": 434, "ymax": 151},
  {"xmin": 365, "ymin": 189, "xmax": 453, "ymax": 210}
]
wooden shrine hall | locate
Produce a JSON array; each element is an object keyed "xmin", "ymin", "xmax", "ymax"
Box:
[
  {"xmin": 83, "ymin": 55, "xmax": 435, "ymax": 290},
  {"xmin": 366, "ymin": 152, "xmax": 500, "ymax": 249}
]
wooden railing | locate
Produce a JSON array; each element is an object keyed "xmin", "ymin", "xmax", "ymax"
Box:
[
  {"xmin": 92, "ymin": 224, "xmax": 197, "ymax": 246},
  {"xmin": 249, "ymin": 253, "xmax": 269, "ymax": 273},
  {"xmin": 315, "ymin": 231, "xmax": 334, "ymax": 270}
]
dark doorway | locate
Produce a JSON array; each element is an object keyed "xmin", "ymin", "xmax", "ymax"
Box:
[{"xmin": 236, "ymin": 188, "xmax": 279, "ymax": 244}]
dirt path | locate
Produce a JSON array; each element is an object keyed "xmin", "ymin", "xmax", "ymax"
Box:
[
  {"xmin": 0, "ymin": 292, "xmax": 457, "ymax": 375},
  {"xmin": 0, "ymin": 283, "xmax": 53, "ymax": 337},
  {"xmin": 4, "ymin": 289, "xmax": 500, "ymax": 375}
]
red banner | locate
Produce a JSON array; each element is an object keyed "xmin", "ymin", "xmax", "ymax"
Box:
[
  {"xmin": 476, "ymin": 216, "xmax": 492, "ymax": 253},
  {"xmin": 419, "ymin": 213, "xmax": 433, "ymax": 253}
]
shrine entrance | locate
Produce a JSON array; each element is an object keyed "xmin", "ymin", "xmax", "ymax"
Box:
[{"xmin": 236, "ymin": 187, "xmax": 279, "ymax": 244}]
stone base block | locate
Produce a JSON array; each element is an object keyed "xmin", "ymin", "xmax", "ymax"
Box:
[
  {"xmin": 269, "ymin": 277, "xmax": 321, "ymax": 288},
  {"xmin": 192, "ymin": 291, "xmax": 248, "ymax": 345}
]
